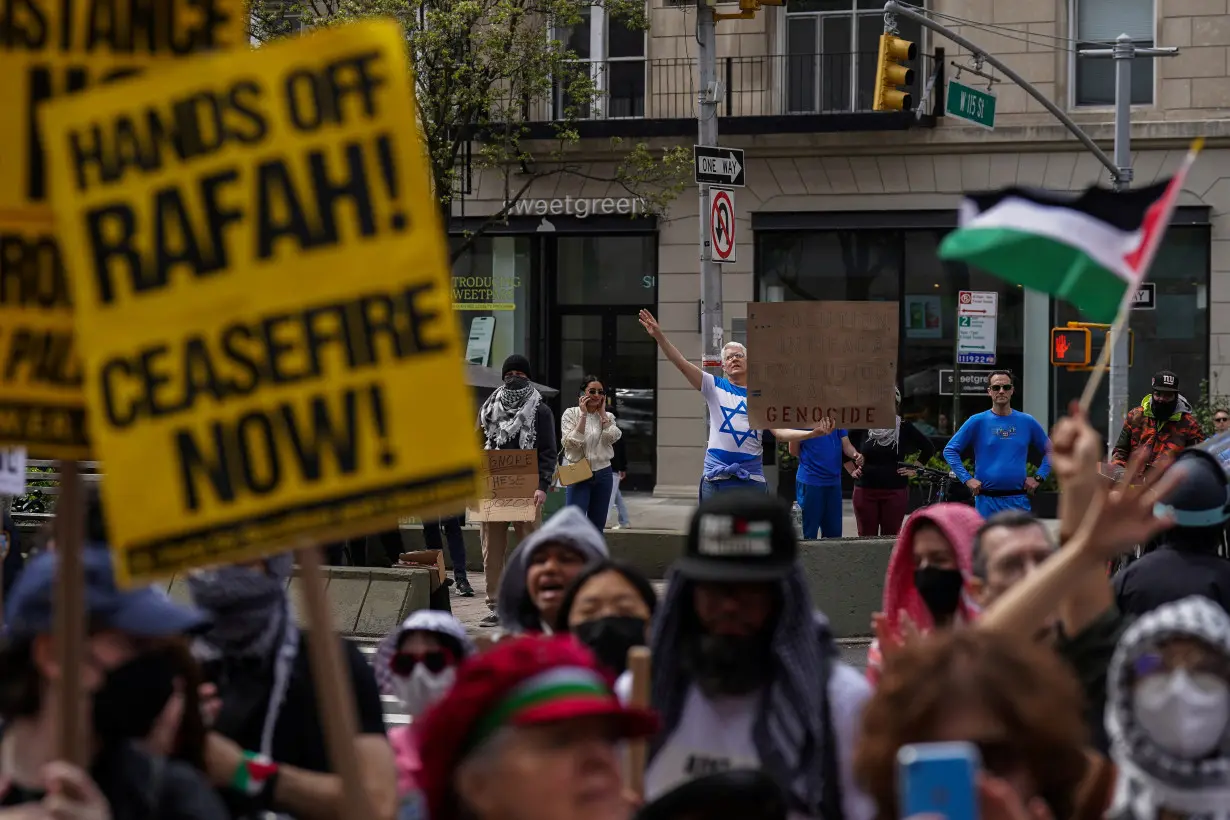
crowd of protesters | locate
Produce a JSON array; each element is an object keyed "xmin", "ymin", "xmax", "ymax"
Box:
[{"xmin": 7, "ymin": 341, "xmax": 1230, "ymax": 820}]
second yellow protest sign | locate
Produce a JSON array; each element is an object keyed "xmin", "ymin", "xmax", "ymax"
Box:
[
  {"xmin": 41, "ymin": 19, "xmax": 484, "ymax": 586},
  {"xmin": 0, "ymin": 0, "xmax": 248, "ymax": 458}
]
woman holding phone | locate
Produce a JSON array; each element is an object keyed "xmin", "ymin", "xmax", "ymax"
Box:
[{"xmin": 560, "ymin": 375, "xmax": 622, "ymax": 531}]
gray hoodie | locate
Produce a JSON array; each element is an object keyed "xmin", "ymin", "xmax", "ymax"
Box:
[{"xmin": 496, "ymin": 505, "xmax": 609, "ymax": 634}]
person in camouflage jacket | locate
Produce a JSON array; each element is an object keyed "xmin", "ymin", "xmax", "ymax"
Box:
[{"xmin": 1111, "ymin": 370, "xmax": 1205, "ymax": 478}]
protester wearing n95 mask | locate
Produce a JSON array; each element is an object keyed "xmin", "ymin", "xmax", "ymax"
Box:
[
  {"xmin": 1105, "ymin": 596, "xmax": 1230, "ymax": 820},
  {"xmin": 375, "ymin": 611, "xmax": 475, "ymax": 817}
]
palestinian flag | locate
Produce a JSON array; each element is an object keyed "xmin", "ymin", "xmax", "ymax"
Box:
[{"xmin": 938, "ymin": 139, "xmax": 1203, "ymax": 323}]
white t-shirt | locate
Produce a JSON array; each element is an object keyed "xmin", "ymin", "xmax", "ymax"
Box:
[
  {"xmin": 630, "ymin": 667, "xmax": 875, "ymax": 820},
  {"xmin": 701, "ymin": 372, "xmax": 763, "ymax": 479}
]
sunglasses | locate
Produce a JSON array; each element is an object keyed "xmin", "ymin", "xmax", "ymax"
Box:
[
  {"xmin": 389, "ymin": 649, "xmax": 454, "ymax": 676},
  {"xmin": 586, "ymin": 388, "xmax": 605, "ymax": 396},
  {"xmin": 1217, "ymin": 417, "xmax": 1230, "ymax": 423},
  {"xmin": 989, "ymin": 384, "xmax": 1013, "ymax": 392}
]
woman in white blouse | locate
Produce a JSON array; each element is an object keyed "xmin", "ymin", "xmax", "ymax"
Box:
[{"xmin": 560, "ymin": 375, "xmax": 623, "ymax": 531}]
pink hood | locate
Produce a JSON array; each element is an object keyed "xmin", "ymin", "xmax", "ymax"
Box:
[{"xmin": 881, "ymin": 503, "xmax": 983, "ymax": 636}]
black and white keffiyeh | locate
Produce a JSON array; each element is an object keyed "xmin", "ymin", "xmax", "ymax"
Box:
[
  {"xmin": 866, "ymin": 417, "xmax": 901, "ymax": 450},
  {"xmin": 1106, "ymin": 596, "xmax": 1230, "ymax": 820},
  {"xmin": 648, "ymin": 566, "xmax": 836, "ymax": 819},
  {"xmin": 478, "ymin": 383, "xmax": 542, "ymax": 450}
]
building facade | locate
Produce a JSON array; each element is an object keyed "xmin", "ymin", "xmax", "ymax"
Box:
[{"xmin": 451, "ymin": 0, "xmax": 1230, "ymax": 497}]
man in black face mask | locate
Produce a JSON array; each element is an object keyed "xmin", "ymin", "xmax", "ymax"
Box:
[
  {"xmin": 644, "ymin": 491, "xmax": 875, "ymax": 820},
  {"xmin": 475, "ymin": 354, "xmax": 558, "ymax": 627},
  {"xmin": 0, "ymin": 544, "xmax": 227, "ymax": 819},
  {"xmin": 1111, "ymin": 371, "xmax": 1205, "ymax": 484}
]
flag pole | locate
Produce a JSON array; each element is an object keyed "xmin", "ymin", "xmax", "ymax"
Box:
[{"xmin": 1077, "ymin": 137, "xmax": 1204, "ymax": 416}]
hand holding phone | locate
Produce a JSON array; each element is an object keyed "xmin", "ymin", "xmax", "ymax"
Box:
[{"xmin": 898, "ymin": 742, "xmax": 980, "ymax": 820}]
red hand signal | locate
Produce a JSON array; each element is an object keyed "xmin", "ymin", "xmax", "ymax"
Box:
[{"xmin": 1054, "ymin": 333, "xmax": 1071, "ymax": 360}]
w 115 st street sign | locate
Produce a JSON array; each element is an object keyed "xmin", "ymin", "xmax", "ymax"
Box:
[
  {"xmin": 694, "ymin": 145, "xmax": 746, "ymax": 187},
  {"xmin": 946, "ymin": 79, "xmax": 996, "ymax": 130}
]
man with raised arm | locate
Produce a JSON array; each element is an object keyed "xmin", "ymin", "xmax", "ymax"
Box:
[{"xmin": 638, "ymin": 309, "xmax": 831, "ymax": 499}]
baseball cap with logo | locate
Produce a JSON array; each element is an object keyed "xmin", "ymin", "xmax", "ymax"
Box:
[
  {"xmin": 1152, "ymin": 370, "xmax": 1180, "ymax": 393},
  {"xmin": 677, "ymin": 490, "xmax": 796, "ymax": 583}
]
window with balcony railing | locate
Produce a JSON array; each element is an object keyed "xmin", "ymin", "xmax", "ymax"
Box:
[
  {"xmin": 784, "ymin": 0, "xmax": 924, "ymax": 113},
  {"xmin": 552, "ymin": 8, "xmax": 647, "ymax": 119}
]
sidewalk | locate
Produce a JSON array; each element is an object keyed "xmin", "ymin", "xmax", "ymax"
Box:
[{"xmin": 616, "ymin": 493, "xmax": 1060, "ymax": 534}]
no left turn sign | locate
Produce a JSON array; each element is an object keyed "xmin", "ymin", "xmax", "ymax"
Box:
[{"xmin": 711, "ymin": 188, "xmax": 736, "ymax": 263}]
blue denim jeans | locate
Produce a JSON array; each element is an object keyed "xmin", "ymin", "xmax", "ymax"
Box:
[
  {"xmin": 699, "ymin": 476, "xmax": 769, "ymax": 501},
  {"xmin": 565, "ymin": 466, "xmax": 615, "ymax": 532}
]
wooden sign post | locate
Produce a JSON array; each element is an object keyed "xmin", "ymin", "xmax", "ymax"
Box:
[
  {"xmin": 298, "ymin": 545, "xmax": 377, "ymax": 819},
  {"xmin": 53, "ymin": 462, "xmax": 87, "ymax": 766},
  {"xmin": 625, "ymin": 646, "xmax": 652, "ymax": 798}
]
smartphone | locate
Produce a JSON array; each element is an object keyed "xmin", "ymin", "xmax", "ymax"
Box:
[
  {"xmin": 897, "ymin": 741, "xmax": 981, "ymax": 820},
  {"xmin": 465, "ymin": 316, "xmax": 496, "ymax": 366}
]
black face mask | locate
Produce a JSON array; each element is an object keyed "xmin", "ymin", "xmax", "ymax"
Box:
[
  {"xmin": 1153, "ymin": 398, "xmax": 1177, "ymax": 420},
  {"xmin": 92, "ymin": 647, "xmax": 178, "ymax": 742},
  {"xmin": 683, "ymin": 631, "xmax": 772, "ymax": 697},
  {"xmin": 504, "ymin": 376, "xmax": 529, "ymax": 392},
  {"xmin": 574, "ymin": 616, "xmax": 647, "ymax": 675},
  {"xmin": 913, "ymin": 566, "xmax": 964, "ymax": 621}
]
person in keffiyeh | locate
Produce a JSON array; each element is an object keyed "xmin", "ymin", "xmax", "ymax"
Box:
[
  {"xmin": 188, "ymin": 554, "xmax": 395, "ymax": 820},
  {"xmin": 641, "ymin": 490, "xmax": 874, "ymax": 820},
  {"xmin": 1105, "ymin": 596, "xmax": 1230, "ymax": 820},
  {"xmin": 474, "ymin": 354, "xmax": 558, "ymax": 628}
]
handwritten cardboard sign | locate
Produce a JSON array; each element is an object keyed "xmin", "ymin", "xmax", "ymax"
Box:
[
  {"xmin": 0, "ymin": 0, "xmax": 247, "ymax": 459},
  {"xmin": 469, "ymin": 450, "xmax": 537, "ymax": 522},
  {"xmin": 747, "ymin": 301, "xmax": 898, "ymax": 430},
  {"xmin": 41, "ymin": 21, "xmax": 484, "ymax": 586}
]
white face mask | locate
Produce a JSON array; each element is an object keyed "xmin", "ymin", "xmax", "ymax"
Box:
[
  {"xmin": 391, "ymin": 664, "xmax": 457, "ymax": 717},
  {"xmin": 1134, "ymin": 669, "xmax": 1230, "ymax": 759}
]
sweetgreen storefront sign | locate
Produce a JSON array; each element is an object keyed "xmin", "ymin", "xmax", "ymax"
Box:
[{"xmin": 946, "ymin": 79, "xmax": 996, "ymax": 130}]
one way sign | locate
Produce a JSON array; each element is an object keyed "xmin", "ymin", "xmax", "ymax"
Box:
[{"xmin": 694, "ymin": 145, "xmax": 746, "ymax": 187}]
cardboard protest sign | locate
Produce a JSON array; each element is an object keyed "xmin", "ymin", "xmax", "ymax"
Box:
[
  {"xmin": 0, "ymin": 448, "xmax": 27, "ymax": 497},
  {"xmin": 41, "ymin": 20, "xmax": 485, "ymax": 586},
  {"xmin": 469, "ymin": 450, "xmax": 537, "ymax": 522},
  {"xmin": 746, "ymin": 301, "xmax": 898, "ymax": 430},
  {"xmin": 0, "ymin": 0, "xmax": 248, "ymax": 459}
]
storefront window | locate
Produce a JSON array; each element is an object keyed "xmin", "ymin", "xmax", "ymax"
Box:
[
  {"xmin": 1051, "ymin": 225, "xmax": 1210, "ymax": 440},
  {"xmin": 450, "ymin": 235, "xmax": 534, "ymax": 369},
  {"xmin": 758, "ymin": 230, "xmax": 901, "ymax": 302},
  {"xmin": 902, "ymin": 230, "xmax": 1025, "ymax": 435},
  {"xmin": 557, "ymin": 235, "xmax": 656, "ymax": 304}
]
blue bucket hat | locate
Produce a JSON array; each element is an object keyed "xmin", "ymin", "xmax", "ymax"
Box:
[{"xmin": 6, "ymin": 544, "xmax": 210, "ymax": 639}]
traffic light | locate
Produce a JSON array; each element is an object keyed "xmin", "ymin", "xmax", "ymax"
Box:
[
  {"xmin": 1051, "ymin": 328, "xmax": 1091, "ymax": 366},
  {"xmin": 872, "ymin": 34, "xmax": 917, "ymax": 111}
]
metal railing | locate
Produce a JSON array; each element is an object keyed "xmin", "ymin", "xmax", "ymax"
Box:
[{"xmin": 523, "ymin": 50, "xmax": 940, "ymax": 122}]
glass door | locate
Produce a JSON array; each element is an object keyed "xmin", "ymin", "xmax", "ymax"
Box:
[{"xmin": 553, "ymin": 309, "xmax": 657, "ymax": 491}]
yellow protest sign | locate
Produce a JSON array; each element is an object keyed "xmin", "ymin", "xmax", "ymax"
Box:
[
  {"xmin": 0, "ymin": 0, "xmax": 248, "ymax": 458},
  {"xmin": 41, "ymin": 19, "xmax": 484, "ymax": 586}
]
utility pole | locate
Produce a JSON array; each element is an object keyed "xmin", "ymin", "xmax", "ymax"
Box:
[
  {"xmin": 1078, "ymin": 34, "xmax": 1177, "ymax": 451},
  {"xmin": 697, "ymin": 1, "xmax": 722, "ymax": 370}
]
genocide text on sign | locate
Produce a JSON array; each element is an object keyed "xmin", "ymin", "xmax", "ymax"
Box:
[
  {"xmin": 746, "ymin": 301, "xmax": 898, "ymax": 430},
  {"xmin": 41, "ymin": 20, "xmax": 484, "ymax": 586}
]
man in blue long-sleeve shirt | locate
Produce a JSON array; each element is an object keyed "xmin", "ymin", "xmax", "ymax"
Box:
[{"xmin": 943, "ymin": 370, "xmax": 1051, "ymax": 517}]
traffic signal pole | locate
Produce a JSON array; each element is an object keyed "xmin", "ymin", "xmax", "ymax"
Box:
[
  {"xmin": 1078, "ymin": 35, "xmax": 1177, "ymax": 452},
  {"xmin": 697, "ymin": 1, "xmax": 722, "ymax": 370},
  {"xmin": 883, "ymin": 2, "xmax": 1177, "ymax": 447}
]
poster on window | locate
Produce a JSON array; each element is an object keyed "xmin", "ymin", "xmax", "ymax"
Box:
[{"xmin": 905, "ymin": 295, "xmax": 943, "ymax": 339}]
